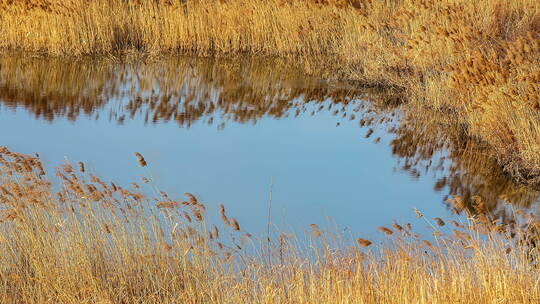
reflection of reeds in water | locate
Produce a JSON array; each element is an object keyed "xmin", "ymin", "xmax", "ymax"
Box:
[
  {"xmin": 0, "ymin": 57, "xmax": 116, "ymax": 120},
  {"xmin": 0, "ymin": 147, "xmax": 539, "ymax": 303},
  {"xmin": 0, "ymin": 55, "xmax": 361, "ymax": 125},
  {"xmin": 0, "ymin": 54, "xmax": 538, "ymax": 220},
  {"xmin": 382, "ymin": 103, "xmax": 540, "ymax": 217}
]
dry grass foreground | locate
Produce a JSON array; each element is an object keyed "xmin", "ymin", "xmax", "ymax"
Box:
[
  {"xmin": 0, "ymin": 147, "xmax": 539, "ymax": 303},
  {"xmin": 0, "ymin": 0, "xmax": 539, "ymax": 186}
]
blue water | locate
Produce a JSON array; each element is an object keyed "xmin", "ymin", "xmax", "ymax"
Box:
[{"xmin": 1, "ymin": 55, "xmax": 533, "ymax": 241}]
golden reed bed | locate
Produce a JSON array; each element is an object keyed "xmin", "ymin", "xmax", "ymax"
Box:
[
  {"xmin": 0, "ymin": 147, "xmax": 539, "ymax": 303},
  {"xmin": 0, "ymin": 0, "xmax": 539, "ymax": 187}
]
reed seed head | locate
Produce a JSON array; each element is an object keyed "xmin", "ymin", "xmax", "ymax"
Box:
[
  {"xmin": 357, "ymin": 238, "xmax": 372, "ymax": 247},
  {"xmin": 378, "ymin": 226, "xmax": 393, "ymax": 235},
  {"xmin": 134, "ymin": 152, "xmax": 147, "ymax": 167},
  {"xmin": 434, "ymin": 217, "xmax": 445, "ymax": 227}
]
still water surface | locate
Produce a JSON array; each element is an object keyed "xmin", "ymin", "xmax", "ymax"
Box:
[{"xmin": 0, "ymin": 55, "xmax": 538, "ymax": 238}]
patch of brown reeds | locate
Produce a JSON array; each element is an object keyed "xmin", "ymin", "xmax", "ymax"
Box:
[{"xmin": 0, "ymin": 147, "xmax": 539, "ymax": 303}]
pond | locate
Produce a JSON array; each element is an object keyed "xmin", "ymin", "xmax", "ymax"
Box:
[{"xmin": 0, "ymin": 55, "xmax": 538, "ymax": 238}]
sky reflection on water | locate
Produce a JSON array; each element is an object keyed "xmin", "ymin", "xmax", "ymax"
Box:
[{"xmin": 0, "ymin": 55, "xmax": 537, "ymax": 239}]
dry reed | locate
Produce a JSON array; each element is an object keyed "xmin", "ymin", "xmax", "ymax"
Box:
[{"xmin": 0, "ymin": 147, "xmax": 539, "ymax": 303}]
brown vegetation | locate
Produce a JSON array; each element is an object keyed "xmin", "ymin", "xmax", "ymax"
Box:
[
  {"xmin": 0, "ymin": 147, "xmax": 539, "ymax": 303},
  {"xmin": 0, "ymin": 3, "xmax": 539, "ymax": 300}
]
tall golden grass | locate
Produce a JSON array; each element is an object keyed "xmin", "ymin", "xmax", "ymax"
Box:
[
  {"xmin": 0, "ymin": 0, "xmax": 354, "ymax": 56},
  {"xmin": 0, "ymin": 0, "xmax": 538, "ymax": 187},
  {"xmin": 0, "ymin": 147, "xmax": 539, "ymax": 303}
]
